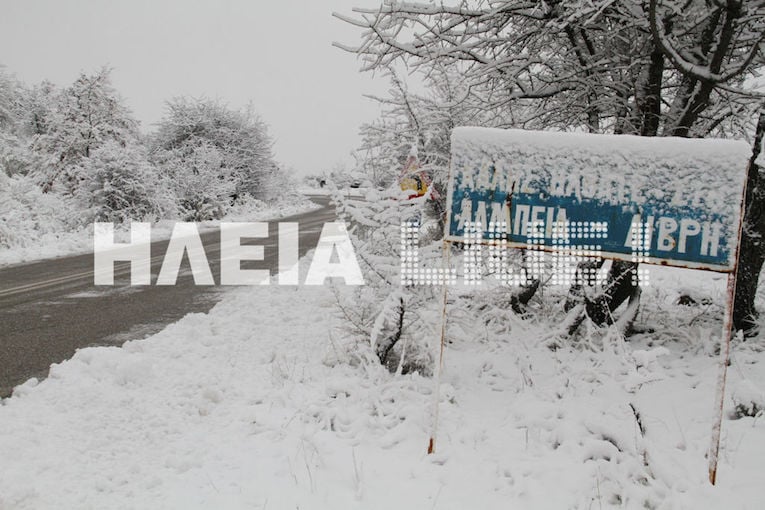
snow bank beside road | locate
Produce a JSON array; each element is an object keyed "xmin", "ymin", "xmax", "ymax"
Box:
[
  {"xmin": 0, "ymin": 196, "xmax": 321, "ymax": 268},
  {"xmin": 1, "ymin": 264, "xmax": 764, "ymax": 509}
]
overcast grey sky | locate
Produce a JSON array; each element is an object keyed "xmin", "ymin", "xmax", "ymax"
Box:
[{"xmin": 0, "ymin": 0, "xmax": 388, "ymax": 176}]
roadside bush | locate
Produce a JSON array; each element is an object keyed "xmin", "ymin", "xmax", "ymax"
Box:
[
  {"xmin": 77, "ymin": 141, "xmax": 170, "ymax": 223},
  {"xmin": 334, "ymin": 188, "xmax": 442, "ymax": 374},
  {"xmin": 0, "ymin": 173, "xmax": 81, "ymax": 249}
]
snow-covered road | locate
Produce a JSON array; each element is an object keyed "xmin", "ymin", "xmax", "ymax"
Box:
[{"xmin": 0, "ymin": 197, "xmax": 332, "ymax": 397}]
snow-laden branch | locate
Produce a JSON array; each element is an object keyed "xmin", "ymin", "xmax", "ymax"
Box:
[
  {"xmin": 649, "ymin": 0, "xmax": 765, "ymax": 83},
  {"xmin": 350, "ymin": 1, "xmax": 546, "ymax": 21}
]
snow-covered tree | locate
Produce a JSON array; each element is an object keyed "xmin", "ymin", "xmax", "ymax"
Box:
[
  {"xmin": 0, "ymin": 66, "xmax": 20, "ymax": 131},
  {"xmin": 323, "ymin": 161, "xmax": 356, "ymax": 188},
  {"xmin": 21, "ymin": 81, "xmax": 57, "ymax": 138},
  {"xmin": 151, "ymin": 97, "xmax": 277, "ymax": 208},
  {"xmin": 152, "ymin": 139, "xmax": 236, "ymax": 221},
  {"xmin": 0, "ymin": 68, "xmax": 82, "ymax": 248},
  {"xmin": 337, "ymin": 0, "xmax": 763, "ymax": 137},
  {"xmin": 76, "ymin": 140, "xmax": 169, "ymax": 223},
  {"xmin": 0, "ymin": 68, "xmax": 27, "ymax": 178},
  {"xmin": 337, "ymin": 0, "xmax": 765, "ymax": 333},
  {"xmin": 30, "ymin": 68, "xmax": 139, "ymax": 194},
  {"xmin": 336, "ymin": 65, "xmax": 540, "ymax": 371},
  {"xmin": 358, "ymin": 69, "xmax": 462, "ymax": 182},
  {"xmin": 0, "ymin": 171, "xmax": 80, "ymax": 250},
  {"xmin": 356, "ymin": 65, "xmax": 517, "ymax": 225}
]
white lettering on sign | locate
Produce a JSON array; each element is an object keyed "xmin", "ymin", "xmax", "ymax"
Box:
[{"xmin": 447, "ymin": 127, "xmax": 750, "ymax": 271}]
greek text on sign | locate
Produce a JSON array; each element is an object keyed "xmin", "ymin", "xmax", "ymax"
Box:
[{"xmin": 445, "ymin": 127, "xmax": 751, "ymax": 272}]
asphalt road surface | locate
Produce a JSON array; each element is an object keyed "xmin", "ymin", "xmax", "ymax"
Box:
[{"xmin": 0, "ymin": 196, "xmax": 337, "ymax": 397}]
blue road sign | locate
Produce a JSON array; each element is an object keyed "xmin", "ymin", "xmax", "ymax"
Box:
[{"xmin": 446, "ymin": 127, "xmax": 751, "ymax": 272}]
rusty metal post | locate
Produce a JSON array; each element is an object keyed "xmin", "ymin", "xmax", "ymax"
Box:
[
  {"xmin": 707, "ymin": 127, "xmax": 754, "ymax": 484},
  {"xmin": 708, "ymin": 272, "xmax": 738, "ymax": 485}
]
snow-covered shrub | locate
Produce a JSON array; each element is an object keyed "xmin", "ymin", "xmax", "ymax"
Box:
[
  {"xmin": 30, "ymin": 68, "xmax": 140, "ymax": 194},
  {"xmin": 150, "ymin": 97, "xmax": 278, "ymax": 204},
  {"xmin": 152, "ymin": 141, "xmax": 235, "ymax": 221},
  {"xmin": 334, "ymin": 188, "xmax": 443, "ymax": 374},
  {"xmin": 0, "ymin": 130, "xmax": 33, "ymax": 178},
  {"xmin": 731, "ymin": 380, "xmax": 765, "ymax": 419},
  {"xmin": 77, "ymin": 141, "xmax": 170, "ymax": 223},
  {"xmin": 0, "ymin": 173, "xmax": 81, "ymax": 249},
  {"xmin": 223, "ymin": 186, "xmax": 314, "ymax": 222},
  {"xmin": 256, "ymin": 163, "xmax": 302, "ymax": 204},
  {"xmin": 221, "ymin": 192, "xmax": 268, "ymax": 220},
  {"xmin": 0, "ymin": 70, "xmax": 33, "ymax": 178}
]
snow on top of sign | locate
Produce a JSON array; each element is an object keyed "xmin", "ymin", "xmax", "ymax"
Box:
[
  {"xmin": 454, "ymin": 126, "xmax": 749, "ymax": 158},
  {"xmin": 451, "ymin": 127, "xmax": 751, "ymax": 222}
]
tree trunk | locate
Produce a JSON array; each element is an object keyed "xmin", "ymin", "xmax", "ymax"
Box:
[
  {"xmin": 573, "ymin": 260, "xmax": 639, "ymax": 326},
  {"xmin": 733, "ymin": 110, "xmax": 765, "ymax": 336},
  {"xmin": 591, "ymin": 34, "xmax": 672, "ymax": 327},
  {"xmin": 565, "ymin": 39, "xmax": 666, "ymax": 332}
]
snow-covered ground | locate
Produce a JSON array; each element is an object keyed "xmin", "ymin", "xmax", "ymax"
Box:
[
  {"xmin": 1, "ymin": 258, "xmax": 763, "ymax": 509},
  {"xmin": 0, "ymin": 196, "xmax": 321, "ymax": 268}
]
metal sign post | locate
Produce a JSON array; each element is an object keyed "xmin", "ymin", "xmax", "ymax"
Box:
[
  {"xmin": 708, "ymin": 271, "xmax": 738, "ymax": 485},
  {"xmin": 427, "ymin": 240, "xmax": 451, "ymax": 454},
  {"xmin": 708, "ymin": 150, "xmax": 751, "ymax": 485}
]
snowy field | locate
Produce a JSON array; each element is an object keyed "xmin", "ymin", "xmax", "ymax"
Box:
[
  {"xmin": 1, "ymin": 257, "xmax": 763, "ymax": 509},
  {"xmin": 0, "ymin": 196, "xmax": 321, "ymax": 268}
]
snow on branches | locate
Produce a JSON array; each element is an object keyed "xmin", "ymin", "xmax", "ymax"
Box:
[{"xmin": 335, "ymin": 0, "xmax": 765, "ymax": 137}]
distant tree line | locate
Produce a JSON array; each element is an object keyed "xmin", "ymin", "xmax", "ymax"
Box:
[{"xmin": 0, "ymin": 66, "xmax": 288, "ymax": 248}]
